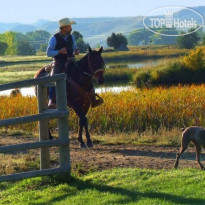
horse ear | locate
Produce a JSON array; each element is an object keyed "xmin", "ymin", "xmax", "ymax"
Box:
[
  {"xmin": 98, "ymin": 46, "xmax": 103, "ymax": 53},
  {"xmin": 88, "ymin": 46, "xmax": 92, "ymax": 53}
]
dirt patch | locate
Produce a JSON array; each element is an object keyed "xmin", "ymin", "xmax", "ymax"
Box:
[
  {"xmin": 0, "ymin": 135, "xmax": 204, "ymax": 173},
  {"xmin": 70, "ymin": 140, "xmax": 204, "ymax": 172}
]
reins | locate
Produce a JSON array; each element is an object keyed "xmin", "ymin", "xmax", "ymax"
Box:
[
  {"xmin": 70, "ymin": 54, "xmax": 105, "ymax": 78},
  {"xmin": 65, "ymin": 52, "xmax": 105, "ymax": 96}
]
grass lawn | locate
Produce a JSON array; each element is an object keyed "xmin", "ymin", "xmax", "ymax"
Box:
[
  {"xmin": 0, "ymin": 168, "xmax": 205, "ymax": 205},
  {"xmin": 0, "ymin": 71, "xmax": 36, "ymax": 84}
]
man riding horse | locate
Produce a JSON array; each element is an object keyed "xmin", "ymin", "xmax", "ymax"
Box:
[{"xmin": 46, "ymin": 17, "xmax": 103, "ymax": 109}]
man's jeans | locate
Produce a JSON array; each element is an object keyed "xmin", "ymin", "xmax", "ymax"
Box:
[{"xmin": 48, "ymin": 62, "xmax": 65, "ymax": 100}]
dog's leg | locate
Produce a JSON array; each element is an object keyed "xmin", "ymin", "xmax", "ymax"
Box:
[
  {"xmin": 174, "ymin": 134, "xmax": 190, "ymax": 169},
  {"xmin": 192, "ymin": 140, "xmax": 204, "ymax": 170}
]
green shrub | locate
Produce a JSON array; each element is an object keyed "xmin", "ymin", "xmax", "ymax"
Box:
[
  {"xmin": 134, "ymin": 49, "xmax": 205, "ymax": 87},
  {"xmin": 134, "ymin": 70, "xmax": 152, "ymax": 88}
]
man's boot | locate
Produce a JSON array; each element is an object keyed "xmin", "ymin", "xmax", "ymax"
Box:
[{"xmin": 90, "ymin": 87, "xmax": 104, "ymax": 108}]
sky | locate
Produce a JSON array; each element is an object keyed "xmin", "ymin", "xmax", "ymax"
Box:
[{"xmin": 0, "ymin": 0, "xmax": 204, "ymax": 24}]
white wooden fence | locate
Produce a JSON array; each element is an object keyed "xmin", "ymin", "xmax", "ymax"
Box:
[{"xmin": 0, "ymin": 73, "xmax": 70, "ymax": 182}]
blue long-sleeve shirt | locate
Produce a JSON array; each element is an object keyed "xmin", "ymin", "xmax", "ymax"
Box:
[{"xmin": 47, "ymin": 33, "xmax": 77, "ymax": 57}]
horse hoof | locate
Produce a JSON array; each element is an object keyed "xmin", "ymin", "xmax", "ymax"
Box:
[
  {"xmin": 87, "ymin": 141, "xmax": 93, "ymax": 148},
  {"xmin": 79, "ymin": 142, "xmax": 87, "ymax": 148}
]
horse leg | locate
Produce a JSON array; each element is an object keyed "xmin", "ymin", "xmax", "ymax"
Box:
[
  {"xmin": 49, "ymin": 129, "xmax": 53, "ymax": 140},
  {"xmin": 192, "ymin": 140, "xmax": 204, "ymax": 170},
  {"xmin": 84, "ymin": 117, "xmax": 93, "ymax": 147},
  {"xmin": 71, "ymin": 103, "xmax": 87, "ymax": 148},
  {"xmin": 78, "ymin": 117, "xmax": 86, "ymax": 148},
  {"xmin": 83, "ymin": 117, "xmax": 93, "ymax": 147},
  {"xmin": 174, "ymin": 135, "xmax": 190, "ymax": 169}
]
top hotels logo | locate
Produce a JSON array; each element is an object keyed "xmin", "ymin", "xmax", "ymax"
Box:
[{"xmin": 143, "ymin": 6, "xmax": 204, "ymax": 36}]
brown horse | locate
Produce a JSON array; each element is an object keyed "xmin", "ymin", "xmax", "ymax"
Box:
[{"xmin": 34, "ymin": 46, "xmax": 106, "ymax": 148}]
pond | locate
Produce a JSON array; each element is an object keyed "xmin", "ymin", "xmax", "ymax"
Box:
[
  {"xmin": 0, "ymin": 57, "xmax": 166, "ymax": 96},
  {"xmin": 0, "ymin": 85, "xmax": 135, "ymax": 97},
  {"xmin": 106, "ymin": 58, "xmax": 164, "ymax": 69}
]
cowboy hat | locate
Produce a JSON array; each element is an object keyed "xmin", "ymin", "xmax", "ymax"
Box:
[{"xmin": 59, "ymin": 17, "xmax": 76, "ymax": 28}]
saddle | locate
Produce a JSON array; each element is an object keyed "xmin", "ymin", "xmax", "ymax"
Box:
[
  {"xmin": 44, "ymin": 61, "xmax": 55, "ymax": 76},
  {"xmin": 44, "ymin": 58, "xmax": 76, "ymax": 77}
]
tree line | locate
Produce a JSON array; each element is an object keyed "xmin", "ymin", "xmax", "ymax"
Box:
[
  {"xmin": 128, "ymin": 27, "xmax": 204, "ymax": 49},
  {"xmin": 0, "ymin": 28, "xmax": 204, "ymax": 56},
  {"xmin": 0, "ymin": 30, "xmax": 89, "ymax": 56},
  {"xmin": 106, "ymin": 28, "xmax": 202, "ymax": 50},
  {"xmin": 0, "ymin": 30, "xmax": 50, "ymax": 55}
]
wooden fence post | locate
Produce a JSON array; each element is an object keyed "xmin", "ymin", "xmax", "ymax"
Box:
[
  {"xmin": 0, "ymin": 74, "xmax": 70, "ymax": 182},
  {"xmin": 37, "ymin": 84, "xmax": 50, "ymax": 169},
  {"xmin": 55, "ymin": 75, "xmax": 70, "ymax": 173}
]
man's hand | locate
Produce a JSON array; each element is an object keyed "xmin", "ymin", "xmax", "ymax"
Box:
[
  {"xmin": 59, "ymin": 47, "xmax": 67, "ymax": 55},
  {"xmin": 74, "ymin": 48, "xmax": 79, "ymax": 55}
]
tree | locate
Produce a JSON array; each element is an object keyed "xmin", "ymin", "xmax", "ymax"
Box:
[
  {"xmin": 39, "ymin": 43, "xmax": 47, "ymax": 52},
  {"xmin": 107, "ymin": 33, "xmax": 128, "ymax": 50},
  {"xmin": 16, "ymin": 40, "xmax": 36, "ymax": 55},
  {"xmin": 0, "ymin": 31, "xmax": 37, "ymax": 55},
  {"xmin": 26, "ymin": 30, "xmax": 51, "ymax": 50},
  {"xmin": 72, "ymin": 31, "xmax": 83, "ymax": 41},
  {"xmin": 128, "ymin": 29, "xmax": 148, "ymax": 45},
  {"xmin": 76, "ymin": 38, "xmax": 89, "ymax": 53},
  {"xmin": 0, "ymin": 31, "xmax": 17, "ymax": 55},
  {"xmin": 128, "ymin": 27, "xmax": 178, "ymax": 46},
  {"xmin": 72, "ymin": 31, "xmax": 89, "ymax": 53},
  {"xmin": 0, "ymin": 42, "xmax": 8, "ymax": 55},
  {"xmin": 176, "ymin": 29, "xmax": 200, "ymax": 49},
  {"xmin": 201, "ymin": 34, "xmax": 205, "ymax": 45}
]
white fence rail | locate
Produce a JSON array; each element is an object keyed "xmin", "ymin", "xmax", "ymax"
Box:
[{"xmin": 0, "ymin": 73, "xmax": 70, "ymax": 182}]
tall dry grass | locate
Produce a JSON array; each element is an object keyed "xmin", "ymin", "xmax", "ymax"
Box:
[{"xmin": 1, "ymin": 84, "xmax": 205, "ymax": 133}]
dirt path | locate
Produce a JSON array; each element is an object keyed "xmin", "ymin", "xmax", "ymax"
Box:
[
  {"xmin": 0, "ymin": 135, "xmax": 204, "ymax": 172},
  {"xmin": 70, "ymin": 140, "xmax": 204, "ymax": 172}
]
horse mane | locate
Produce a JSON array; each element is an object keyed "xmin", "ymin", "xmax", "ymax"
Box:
[
  {"xmin": 77, "ymin": 53, "xmax": 89, "ymax": 67},
  {"xmin": 70, "ymin": 53, "xmax": 89, "ymax": 75}
]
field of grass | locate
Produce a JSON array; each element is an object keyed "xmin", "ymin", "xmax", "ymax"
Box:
[
  {"xmin": 102, "ymin": 48, "xmax": 189, "ymax": 62},
  {"xmin": 0, "ymin": 55, "xmax": 49, "ymax": 63},
  {"xmin": 1, "ymin": 168, "xmax": 205, "ymax": 204},
  {"xmin": 0, "ymin": 71, "xmax": 36, "ymax": 84},
  {"xmin": 0, "ymin": 46, "xmax": 189, "ymax": 65},
  {"xmin": 0, "ymin": 56, "xmax": 180, "ymax": 85},
  {"xmin": 0, "ymin": 62, "xmax": 47, "ymax": 73},
  {"xmin": 0, "ymin": 46, "xmax": 188, "ymax": 85},
  {"xmin": 1, "ymin": 84, "xmax": 205, "ymax": 135},
  {"xmin": 0, "ymin": 66, "xmax": 137, "ymax": 84}
]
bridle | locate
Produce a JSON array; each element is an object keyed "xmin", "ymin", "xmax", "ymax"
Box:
[
  {"xmin": 71, "ymin": 57, "xmax": 106, "ymax": 78},
  {"xmin": 84, "ymin": 67, "xmax": 105, "ymax": 78}
]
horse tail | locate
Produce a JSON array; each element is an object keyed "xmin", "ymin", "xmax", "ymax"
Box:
[
  {"xmin": 33, "ymin": 65, "xmax": 49, "ymax": 96},
  {"xmin": 34, "ymin": 66, "xmax": 46, "ymax": 79}
]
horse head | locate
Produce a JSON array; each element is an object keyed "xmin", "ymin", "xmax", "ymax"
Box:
[{"xmin": 87, "ymin": 46, "xmax": 106, "ymax": 85}]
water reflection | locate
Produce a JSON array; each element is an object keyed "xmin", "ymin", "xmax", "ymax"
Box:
[
  {"xmin": 107, "ymin": 58, "xmax": 162, "ymax": 68},
  {"xmin": 1, "ymin": 58, "xmax": 163, "ymax": 96},
  {"xmin": 0, "ymin": 85, "xmax": 135, "ymax": 97}
]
